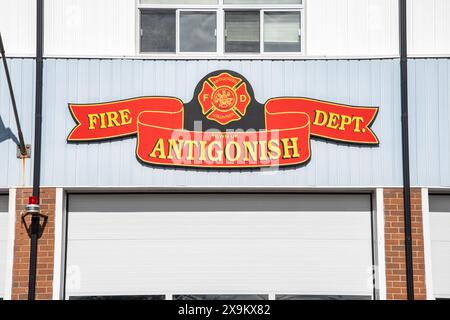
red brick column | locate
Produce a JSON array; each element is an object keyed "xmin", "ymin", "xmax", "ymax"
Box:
[
  {"xmin": 384, "ymin": 188, "xmax": 426, "ymax": 300},
  {"xmin": 11, "ymin": 188, "xmax": 56, "ymax": 300}
]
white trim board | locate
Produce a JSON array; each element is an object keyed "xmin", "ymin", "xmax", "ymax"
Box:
[
  {"xmin": 375, "ymin": 188, "xmax": 387, "ymax": 300},
  {"xmin": 3, "ymin": 189, "xmax": 16, "ymax": 300},
  {"xmin": 52, "ymin": 188, "xmax": 66, "ymax": 300},
  {"xmin": 421, "ymin": 188, "xmax": 434, "ymax": 300}
]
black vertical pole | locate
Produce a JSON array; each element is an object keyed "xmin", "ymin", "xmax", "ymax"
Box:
[
  {"xmin": 399, "ymin": 0, "xmax": 414, "ymax": 300},
  {"xmin": 0, "ymin": 34, "xmax": 28, "ymax": 156},
  {"xmin": 28, "ymin": 0, "xmax": 44, "ymax": 300}
]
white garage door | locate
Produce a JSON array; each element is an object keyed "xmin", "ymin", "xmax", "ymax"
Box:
[
  {"xmin": 66, "ymin": 193, "xmax": 374, "ymax": 300},
  {"xmin": 0, "ymin": 195, "xmax": 9, "ymax": 299},
  {"xmin": 429, "ymin": 195, "xmax": 450, "ymax": 299}
]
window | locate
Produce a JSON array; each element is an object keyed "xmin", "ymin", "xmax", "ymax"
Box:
[
  {"xmin": 69, "ymin": 295, "xmax": 165, "ymax": 300},
  {"xmin": 180, "ymin": 11, "xmax": 217, "ymax": 52},
  {"xmin": 224, "ymin": 11, "xmax": 260, "ymax": 53},
  {"xmin": 174, "ymin": 295, "xmax": 269, "ymax": 300},
  {"xmin": 275, "ymin": 295, "xmax": 372, "ymax": 300},
  {"xmin": 140, "ymin": 10, "xmax": 176, "ymax": 52},
  {"xmin": 138, "ymin": 0, "xmax": 304, "ymax": 56}
]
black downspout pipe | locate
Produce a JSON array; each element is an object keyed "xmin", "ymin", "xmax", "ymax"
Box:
[
  {"xmin": 399, "ymin": 0, "xmax": 414, "ymax": 300},
  {"xmin": 28, "ymin": 0, "xmax": 44, "ymax": 301}
]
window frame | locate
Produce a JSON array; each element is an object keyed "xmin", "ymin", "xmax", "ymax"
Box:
[{"xmin": 136, "ymin": 0, "xmax": 305, "ymax": 58}]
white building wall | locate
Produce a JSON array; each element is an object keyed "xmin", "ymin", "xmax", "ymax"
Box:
[
  {"xmin": 1, "ymin": 0, "xmax": 450, "ymax": 58},
  {"xmin": 408, "ymin": 0, "xmax": 450, "ymax": 56},
  {"xmin": 44, "ymin": 0, "xmax": 136, "ymax": 57},
  {"xmin": 306, "ymin": 0, "xmax": 399, "ymax": 57},
  {"xmin": 0, "ymin": 0, "xmax": 36, "ymax": 56}
]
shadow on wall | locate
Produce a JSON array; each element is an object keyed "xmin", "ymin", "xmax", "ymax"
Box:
[{"xmin": 0, "ymin": 116, "xmax": 19, "ymax": 145}]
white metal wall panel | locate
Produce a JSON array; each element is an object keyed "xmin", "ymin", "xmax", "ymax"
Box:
[
  {"xmin": 0, "ymin": 0, "xmax": 36, "ymax": 57},
  {"xmin": 44, "ymin": 0, "xmax": 135, "ymax": 57},
  {"xmin": 1, "ymin": 0, "xmax": 450, "ymax": 58},
  {"xmin": 0, "ymin": 59, "xmax": 34, "ymax": 188},
  {"xmin": 66, "ymin": 194, "xmax": 373, "ymax": 297},
  {"xmin": 42, "ymin": 0, "xmax": 399, "ymax": 58},
  {"xmin": 408, "ymin": 59, "xmax": 450, "ymax": 186},
  {"xmin": 0, "ymin": 195, "xmax": 9, "ymax": 298},
  {"xmin": 429, "ymin": 195, "xmax": 450, "ymax": 299},
  {"xmin": 408, "ymin": 0, "xmax": 450, "ymax": 56},
  {"xmin": 306, "ymin": 0, "xmax": 398, "ymax": 57}
]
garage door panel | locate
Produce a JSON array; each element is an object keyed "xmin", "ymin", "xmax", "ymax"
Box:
[
  {"xmin": 429, "ymin": 195, "xmax": 450, "ymax": 298},
  {"xmin": 68, "ymin": 240, "xmax": 372, "ymax": 296},
  {"xmin": 69, "ymin": 194, "xmax": 371, "ymax": 212},
  {"xmin": 430, "ymin": 213, "xmax": 450, "ymax": 241},
  {"xmin": 69, "ymin": 211, "xmax": 371, "ymax": 240},
  {"xmin": 68, "ymin": 238, "xmax": 372, "ymax": 296},
  {"xmin": 431, "ymin": 242, "xmax": 450, "ymax": 296},
  {"xmin": 67, "ymin": 194, "xmax": 373, "ymax": 298}
]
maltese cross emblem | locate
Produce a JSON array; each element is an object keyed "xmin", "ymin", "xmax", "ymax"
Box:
[{"xmin": 198, "ymin": 72, "xmax": 251, "ymax": 125}]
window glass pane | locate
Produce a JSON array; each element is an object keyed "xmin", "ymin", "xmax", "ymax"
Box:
[
  {"xmin": 275, "ymin": 295, "xmax": 371, "ymax": 300},
  {"xmin": 69, "ymin": 295, "xmax": 165, "ymax": 300},
  {"xmin": 174, "ymin": 295, "xmax": 269, "ymax": 300},
  {"xmin": 225, "ymin": 0, "xmax": 301, "ymax": 4},
  {"xmin": 180, "ymin": 12, "xmax": 217, "ymax": 52},
  {"xmin": 225, "ymin": 11, "xmax": 260, "ymax": 53},
  {"xmin": 140, "ymin": 0, "xmax": 217, "ymax": 4},
  {"xmin": 264, "ymin": 11, "xmax": 300, "ymax": 52},
  {"xmin": 140, "ymin": 10, "xmax": 175, "ymax": 53}
]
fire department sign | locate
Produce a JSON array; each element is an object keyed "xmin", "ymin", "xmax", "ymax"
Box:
[{"xmin": 67, "ymin": 70, "xmax": 379, "ymax": 169}]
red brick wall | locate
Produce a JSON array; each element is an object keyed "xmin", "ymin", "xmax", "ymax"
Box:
[
  {"xmin": 11, "ymin": 188, "xmax": 56, "ymax": 300},
  {"xmin": 384, "ymin": 188, "xmax": 426, "ymax": 300}
]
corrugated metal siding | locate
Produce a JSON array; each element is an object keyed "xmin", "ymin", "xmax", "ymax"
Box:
[
  {"xmin": 34, "ymin": 58, "xmax": 401, "ymax": 187},
  {"xmin": 0, "ymin": 59, "xmax": 35, "ymax": 187},
  {"xmin": 408, "ymin": 0, "xmax": 450, "ymax": 56},
  {"xmin": 0, "ymin": 0, "xmax": 36, "ymax": 56},
  {"xmin": 16, "ymin": 58, "xmax": 450, "ymax": 189},
  {"xmin": 409, "ymin": 59, "xmax": 450, "ymax": 186}
]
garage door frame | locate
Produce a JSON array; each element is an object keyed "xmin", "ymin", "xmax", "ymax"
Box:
[
  {"xmin": 59, "ymin": 189, "xmax": 383, "ymax": 300},
  {"xmin": 0, "ymin": 189, "xmax": 15, "ymax": 301},
  {"xmin": 423, "ymin": 189, "xmax": 450, "ymax": 300}
]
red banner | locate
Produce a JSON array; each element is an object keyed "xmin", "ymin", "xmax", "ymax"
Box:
[{"xmin": 68, "ymin": 97, "xmax": 378, "ymax": 168}]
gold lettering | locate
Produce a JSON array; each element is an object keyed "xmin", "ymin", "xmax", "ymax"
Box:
[
  {"xmin": 267, "ymin": 139, "xmax": 281, "ymax": 160},
  {"xmin": 106, "ymin": 111, "xmax": 121, "ymax": 127},
  {"xmin": 338, "ymin": 115, "xmax": 352, "ymax": 131},
  {"xmin": 207, "ymin": 141, "xmax": 223, "ymax": 162},
  {"xmin": 87, "ymin": 114, "xmax": 100, "ymax": 130},
  {"xmin": 259, "ymin": 141, "xmax": 268, "ymax": 161},
  {"xmin": 326, "ymin": 112, "xmax": 340, "ymax": 129},
  {"xmin": 313, "ymin": 110, "xmax": 328, "ymax": 126},
  {"xmin": 353, "ymin": 117, "xmax": 365, "ymax": 133},
  {"xmin": 198, "ymin": 140, "xmax": 207, "ymax": 161},
  {"xmin": 184, "ymin": 140, "xmax": 197, "ymax": 161},
  {"xmin": 243, "ymin": 141, "xmax": 258, "ymax": 162},
  {"xmin": 149, "ymin": 138, "xmax": 166, "ymax": 159},
  {"xmin": 225, "ymin": 141, "xmax": 241, "ymax": 162},
  {"xmin": 99, "ymin": 113, "xmax": 107, "ymax": 129},
  {"xmin": 119, "ymin": 109, "xmax": 132, "ymax": 126},
  {"xmin": 281, "ymin": 138, "xmax": 300, "ymax": 159},
  {"xmin": 167, "ymin": 139, "xmax": 183, "ymax": 160}
]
